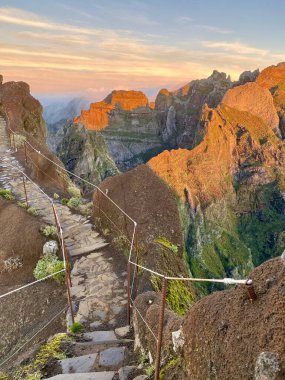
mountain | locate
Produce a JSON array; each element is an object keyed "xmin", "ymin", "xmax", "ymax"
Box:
[
  {"xmin": 148, "ymin": 65, "xmax": 285, "ymax": 292},
  {"xmin": 0, "ymin": 75, "xmax": 69, "ymax": 194},
  {"xmin": 43, "ymin": 97, "xmax": 90, "ymax": 125}
]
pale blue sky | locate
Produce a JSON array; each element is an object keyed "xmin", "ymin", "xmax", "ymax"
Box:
[{"xmin": 0, "ymin": 0, "xmax": 284, "ymax": 100}]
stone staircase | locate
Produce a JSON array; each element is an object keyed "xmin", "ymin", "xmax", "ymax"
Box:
[{"xmin": 0, "ymin": 116, "xmax": 146, "ymax": 380}]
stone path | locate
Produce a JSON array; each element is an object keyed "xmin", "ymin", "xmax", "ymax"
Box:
[{"xmin": 0, "ymin": 116, "xmax": 146, "ymax": 380}]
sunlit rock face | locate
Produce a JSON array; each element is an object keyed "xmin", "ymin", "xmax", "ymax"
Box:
[
  {"xmin": 256, "ymin": 62, "xmax": 285, "ymax": 138},
  {"xmin": 148, "ymin": 72, "xmax": 285, "ymax": 288},
  {"xmin": 0, "ymin": 75, "xmax": 46, "ymax": 141},
  {"xmin": 74, "ymin": 90, "xmax": 149, "ymax": 130}
]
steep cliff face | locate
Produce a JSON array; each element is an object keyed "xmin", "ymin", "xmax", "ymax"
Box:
[
  {"xmin": 155, "ymin": 70, "xmax": 233, "ymax": 148},
  {"xmin": 0, "ymin": 75, "xmax": 68, "ymax": 194},
  {"xmin": 256, "ymin": 62, "xmax": 285, "ymax": 138},
  {"xmin": 149, "ymin": 79, "xmax": 285, "ymax": 291},
  {"xmin": 0, "ymin": 75, "xmax": 46, "ymax": 142},
  {"xmin": 57, "ymin": 122, "xmax": 119, "ymax": 190},
  {"xmin": 182, "ymin": 257, "xmax": 285, "ymax": 380}
]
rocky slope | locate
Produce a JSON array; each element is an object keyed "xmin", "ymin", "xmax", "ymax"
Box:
[
  {"xmin": 57, "ymin": 121, "xmax": 119, "ymax": 191},
  {"xmin": 182, "ymin": 256, "xmax": 285, "ymax": 380},
  {"xmin": 148, "ymin": 70, "xmax": 285, "ymax": 294},
  {"xmin": 0, "ymin": 75, "xmax": 69, "ymax": 194}
]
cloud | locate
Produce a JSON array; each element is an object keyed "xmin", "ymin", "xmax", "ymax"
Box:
[
  {"xmin": 18, "ymin": 31, "xmax": 91, "ymax": 46},
  {"xmin": 197, "ymin": 25, "xmax": 233, "ymax": 34},
  {"xmin": 0, "ymin": 7, "xmax": 111, "ymax": 36},
  {"xmin": 203, "ymin": 41, "xmax": 269, "ymax": 56},
  {"xmin": 176, "ymin": 16, "xmax": 193, "ymax": 24}
]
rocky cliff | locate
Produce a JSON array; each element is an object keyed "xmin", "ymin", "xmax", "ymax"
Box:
[
  {"xmin": 148, "ymin": 74, "xmax": 285, "ymax": 293},
  {"xmin": 0, "ymin": 75, "xmax": 69, "ymax": 194}
]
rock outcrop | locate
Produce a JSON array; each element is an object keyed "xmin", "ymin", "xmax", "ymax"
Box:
[
  {"xmin": 256, "ymin": 62, "xmax": 285, "ymax": 138},
  {"xmin": 75, "ymin": 90, "xmax": 149, "ymax": 130},
  {"xmin": 57, "ymin": 122, "xmax": 119, "ymax": 190},
  {"xmin": 0, "ymin": 75, "xmax": 69, "ymax": 194},
  {"xmin": 0, "ymin": 78, "xmax": 46, "ymax": 141},
  {"xmin": 148, "ymin": 73, "xmax": 285, "ymax": 289},
  {"xmin": 182, "ymin": 257, "xmax": 285, "ymax": 380},
  {"xmin": 223, "ymin": 82, "xmax": 279, "ymax": 134}
]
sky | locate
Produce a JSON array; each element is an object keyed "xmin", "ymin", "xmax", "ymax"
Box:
[{"xmin": 1, "ymin": 0, "xmax": 285, "ymax": 103}]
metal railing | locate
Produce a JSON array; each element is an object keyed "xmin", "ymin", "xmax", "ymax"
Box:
[{"xmin": 2, "ymin": 112, "xmax": 257, "ymax": 380}]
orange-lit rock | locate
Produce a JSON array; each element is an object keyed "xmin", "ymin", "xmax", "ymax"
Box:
[
  {"xmin": 222, "ymin": 82, "xmax": 279, "ymax": 132},
  {"xmin": 256, "ymin": 62, "xmax": 285, "ymax": 89},
  {"xmin": 75, "ymin": 90, "xmax": 149, "ymax": 130}
]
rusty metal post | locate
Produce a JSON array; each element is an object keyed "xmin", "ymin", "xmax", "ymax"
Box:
[
  {"xmin": 154, "ymin": 277, "xmax": 167, "ymax": 380},
  {"xmin": 127, "ymin": 261, "xmax": 131, "ymax": 325},
  {"xmin": 22, "ymin": 176, "xmax": 29, "ymax": 208},
  {"xmin": 246, "ymin": 279, "xmax": 257, "ymax": 302},
  {"xmin": 24, "ymin": 141, "xmax": 28, "ymax": 164},
  {"xmin": 12, "ymin": 132, "xmax": 15, "ymax": 150},
  {"xmin": 52, "ymin": 202, "xmax": 74, "ymax": 324},
  {"xmin": 135, "ymin": 231, "xmax": 139, "ymax": 274},
  {"xmin": 62, "ymin": 240, "xmax": 75, "ymax": 324},
  {"xmin": 52, "ymin": 203, "xmax": 60, "ymax": 233}
]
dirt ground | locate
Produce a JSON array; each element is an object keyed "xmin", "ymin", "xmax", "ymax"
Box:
[
  {"xmin": 0, "ymin": 198, "xmax": 66, "ymax": 370},
  {"xmin": 182, "ymin": 257, "xmax": 285, "ymax": 380}
]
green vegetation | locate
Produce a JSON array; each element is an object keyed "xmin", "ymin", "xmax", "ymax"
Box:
[
  {"xmin": 151, "ymin": 276, "xmax": 194, "ymax": 316},
  {"xmin": 41, "ymin": 225, "xmax": 57, "ymax": 238},
  {"xmin": 61, "ymin": 198, "xmax": 69, "ymax": 205},
  {"xmin": 238, "ymin": 184, "xmax": 285, "ymax": 266},
  {"xmin": 67, "ymin": 197, "xmax": 82, "ymax": 208},
  {"xmin": 27, "ymin": 207, "xmax": 38, "ymax": 216},
  {"xmin": 18, "ymin": 201, "xmax": 28, "ymax": 209},
  {"xmin": 145, "ymin": 364, "xmax": 155, "ymax": 378},
  {"xmin": 15, "ymin": 334, "xmax": 68, "ymax": 379},
  {"xmin": 0, "ymin": 371, "xmax": 8, "ymax": 380},
  {"xmin": 33, "ymin": 253, "xmax": 65, "ymax": 284},
  {"xmin": 159, "ymin": 358, "xmax": 179, "ymax": 380},
  {"xmin": 67, "ymin": 185, "xmax": 81, "ymax": 198},
  {"xmin": 0, "ymin": 188, "xmax": 14, "ymax": 200},
  {"xmin": 53, "ymin": 193, "xmax": 60, "ymax": 200},
  {"xmin": 154, "ymin": 237, "xmax": 178, "ymax": 254},
  {"xmin": 14, "ymin": 133, "xmax": 27, "ymax": 148},
  {"xmin": 70, "ymin": 321, "xmax": 83, "ymax": 334}
]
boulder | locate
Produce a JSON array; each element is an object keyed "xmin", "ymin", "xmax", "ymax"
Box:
[
  {"xmin": 222, "ymin": 82, "xmax": 279, "ymax": 132},
  {"xmin": 43, "ymin": 240, "xmax": 59, "ymax": 255}
]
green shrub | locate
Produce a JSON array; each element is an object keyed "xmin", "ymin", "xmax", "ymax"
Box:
[
  {"xmin": 27, "ymin": 207, "xmax": 38, "ymax": 216},
  {"xmin": 41, "ymin": 225, "xmax": 57, "ymax": 238},
  {"xmin": 0, "ymin": 188, "xmax": 14, "ymax": 200},
  {"xmin": 33, "ymin": 253, "xmax": 65, "ymax": 284},
  {"xmin": 0, "ymin": 371, "xmax": 8, "ymax": 380},
  {"xmin": 67, "ymin": 185, "xmax": 81, "ymax": 198},
  {"xmin": 154, "ymin": 237, "xmax": 178, "ymax": 254},
  {"xmin": 18, "ymin": 201, "xmax": 28, "ymax": 209},
  {"xmin": 145, "ymin": 364, "xmax": 155, "ymax": 378},
  {"xmin": 61, "ymin": 198, "xmax": 69, "ymax": 205},
  {"xmin": 53, "ymin": 193, "xmax": 60, "ymax": 200},
  {"xmin": 14, "ymin": 134, "xmax": 26, "ymax": 148},
  {"xmin": 67, "ymin": 197, "xmax": 82, "ymax": 209},
  {"xmin": 70, "ymin": 321, "xmax": 83, "ymax": 334}
]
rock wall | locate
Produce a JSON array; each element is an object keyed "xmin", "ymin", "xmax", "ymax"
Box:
[{"xmin": 0, "ymin": 75, "xmax": 69, "ymax": 194}]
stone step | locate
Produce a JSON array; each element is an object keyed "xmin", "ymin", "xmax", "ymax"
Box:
[
  {"xmin": 81, "ymin": 331, "xmax": 118, "ymax": 345},
  {"xmin": 47, "ymin": 372, "xmax": 115, "ymax": 380},
  {"xmin": 99, "ymin": 346, "xmax": 126, "ymax": 367},
  {"xmin": 60, "ymin": 353, "xmax": 97, "ymax": 374},
  {"xmin": 68, "ymin": 242, "xmax": 108, "ymax": 257}
]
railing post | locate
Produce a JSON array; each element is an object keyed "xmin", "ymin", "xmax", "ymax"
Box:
[
  {"xmin": 12, "ymin": 132, "xmax": 15, "ymax": 150},
  {"xmin": 52, "ymin": 203, "xmax": 74, "ymax": 324},
  {"xmin": 246, "ymin": 279, "xmax": 257, "ymax": 301},
  {"xmin": 63, "ymin": 241, "xmax": 75, "ymax": 325},
  {"xmin": 22, "ymin": 176, "xmax": 29, "ymax": 208},
  {"xmin": 24, "ymin": 141, "xmax": 28, "ymax": 164},
  {"xmin": 135, "ymin": 231, "xmax": 139, "ymax": 274},
  {"xmin": 154, "ymin": 277, "xmax": 167, "ymax": 380},
  {"xmin": 127, "ymin": 261, "xmax": 131, "ymax": 325}
]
